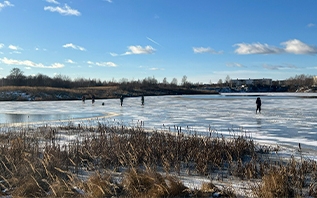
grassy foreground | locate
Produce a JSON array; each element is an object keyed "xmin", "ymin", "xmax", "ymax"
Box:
[{"xmin": 0, "ymin": 122, "xmax": 317, "ymax": 197}]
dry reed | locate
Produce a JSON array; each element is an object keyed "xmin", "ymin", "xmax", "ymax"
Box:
[{"xmin": 0, "ymin": 121, "xmax": 316, "ymax": 197}]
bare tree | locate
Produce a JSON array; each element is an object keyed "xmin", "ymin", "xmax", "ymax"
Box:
[
  {"xmin": 162, "ymin": 77, "xmax": 168, "ymax": 85},
  {"xmin": 7, "ymin": 68, "xmax": 25, "ymax": 86},
  {"xmin": 171, "ymin": 78, "xmax": 178, "ymax": 86},
  {"xmin": 181, "ymin": 75, "xmax": 188, "ymax": 86},
  {"xmin": 225, "ymin": 75, "xmax": 231, "ymax": 86}
]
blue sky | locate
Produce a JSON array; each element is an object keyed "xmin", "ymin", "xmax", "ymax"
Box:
[{"xmin": 0, "ymin": 0, "xmax": 316, "ymax": 84}]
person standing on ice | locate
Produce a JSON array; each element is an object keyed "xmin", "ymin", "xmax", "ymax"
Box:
[
  {"xmin": 141, "ymin": 95, "xmax": 144, "ymax": 105},
  {"xmin": 91, "ymin": 94, "xmax": 95, "ymax": 104},
  {"xmin": 256, "ymin": 97, "xmax": 262, "ymax": 114},
  {"xmin": 120, "ymin": 95, "xmax": 124, "ymax": 106}
]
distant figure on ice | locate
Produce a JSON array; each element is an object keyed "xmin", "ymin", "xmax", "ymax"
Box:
[
  {"xmin": 256, "ymin": 97, "xmax": 262, "ymax": 114},
  {"xmin": 120, "ymin": 95, "xmax": 124, "ymax": 106},
  {"xmin": 82, "ymin": 95, "xmax": 86, "ymax": 103},
  {"xmin": 91, "ymin": 95, "xmax": 95, "ymax": 104},
  {"xmin": 141, "ymin": 95, "xmax": 144, "ymax": 105}
]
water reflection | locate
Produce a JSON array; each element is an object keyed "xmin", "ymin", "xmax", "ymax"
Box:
[
  {"xmin": 1, "ymin": 113, "xmax": 104, "ymax": 124},
  {"xmin": 256, "ymin": 118, "xmax": 262, "ymax": 126}
]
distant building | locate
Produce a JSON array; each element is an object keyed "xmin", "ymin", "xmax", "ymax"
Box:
[
  {"xmin": 313, "ymin": 76, "xmax": 317, "ymax": 85},
  {"xmin": 230, "ymin": 78, "xmax": 272, "ymax": 88}
]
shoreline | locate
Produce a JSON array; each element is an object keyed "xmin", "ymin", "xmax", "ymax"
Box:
[{"xmin": 0, "ymin": 86, "xmax": 219, "ymax": 101}]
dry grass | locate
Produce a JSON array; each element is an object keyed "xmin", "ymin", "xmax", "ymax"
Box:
[
  {"xmin": 0, "ymin": 85, "xmax": 122, "ymax": 100},
  {"xmin": 251, "ymin": 156, "xmax": 317, "ymax": 197},
  {"xmin": 0, "ymin": 122, "xmax": 316, "ymax": 197},
  {"xmin": 121, "ymin": 166, "xmax": 188, "ymax": 197}
]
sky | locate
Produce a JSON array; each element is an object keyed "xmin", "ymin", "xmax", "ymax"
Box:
[{"xmin": 0, "ymin": 0, "xmax": 317, "ymax": 84}]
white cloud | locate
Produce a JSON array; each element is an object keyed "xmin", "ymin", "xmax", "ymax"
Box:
[
  {"xmin": 8, "ymin": 44, "xmax": 22, "ymax": 51},
  {"xmin": 149, "ymin": 67, "xmax": 164, "ymax": 71},
  {"xmin": 0, "ymin": 1, "xmax": 13, "ymax": 11},
  {"xmin": 87, "ymin": 61, "xmax": 117, "ymax": 67},
  {"xmin": 96, "ymin": 61, "xmax": 117, "ymax": 67},
  {"xmin": 0, "ymin": 57, "xmax": 64, "ymax": 68},
  {"xmin": 10, "ymin": 51, "xmax": 21, "ymax": 54},
  {"xmin": 110, "ymin": 52, "xmax": 118, "ymax": 57},
  {"xmin": 44, "ymin": 4, "xmax": 81, "ymax": 16},
  {"xmin": 226, "ymin": 62, "xmax": 244, "ymax": 68},
  {"xmin": 35, "ymin": 47, "xmax": 47, "ymax": 51},
  {"xmin": 63, "ymin": 43, "xmax": 86, "ymax": 51},
  {"xmin": 281, "ymin": 39, "xmax": 317, "ymax": 54},
  {"xmin": 307, "ymin": 23, "xmax": 315, "ymax": 28},
  {"xmin": 104, "ymin": 0, "xmax": 112, "ymax": 3},
  {"xmin": 234, "ymin": 39, "xmax": 317, "ymax": 55},
  {"xmin": 234, "ymin": 43, "xmax": 282, "ymax": 54},
  {"xmin": 193, "ymin": 47, "xmax": 223, "ymax": 54},
  {"xmin": 123, "ymin": 45, "xmax": 155, "ymax": 55},
  {"xmin": 46, "ymin": 0, "xmax": 59, "ymax": 4},
  {"xmin": 263, "ymin": 64, "xmax": 298, "ymax": 70},
  {"xmin": 66, "ymin": 59, "xmax": 75, "ymax": 64},
  {"xmin": 0, "ymin": 43, "xmax": 4, "ymax": 49}
]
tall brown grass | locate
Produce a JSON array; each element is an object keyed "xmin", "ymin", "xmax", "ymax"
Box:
[{"xmin": 0, "ymin": 122, "xmax": 316, "ymax": 197}]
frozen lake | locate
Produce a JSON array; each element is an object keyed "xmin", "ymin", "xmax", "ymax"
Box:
[{"xmin": 1, "ymin": 93, "xmax": 317, "ymax": 155}]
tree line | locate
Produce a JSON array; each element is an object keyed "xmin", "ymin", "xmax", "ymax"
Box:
[
  {"xmin": 1, "ymin": 68, "xmax": 316, "ymax": 91},
  {"xmin": 1, "ymin": 68, "xmax": 193, "ymax": 89}
]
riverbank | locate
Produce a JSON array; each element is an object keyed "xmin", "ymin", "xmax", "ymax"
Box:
[{"xmin": 0, "ymin": 86, "xmax": 217, "ymax": 101}]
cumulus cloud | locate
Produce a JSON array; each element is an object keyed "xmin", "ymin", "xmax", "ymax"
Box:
[
  {"xmin": 123, "ymin": 45, "xmax": 155, "ymax": 55},
  {"xmin": 46, "ymin": 0, "xmax": 59, "ymax": 4},
  {"xmin": 63, "ymin": 43, "xmax": 86, "ymax": 51},
  {"xmin": 96, "ymin": 62, "xmax": 117, "ymax": 67},
  {"xmin": 44, "ymin": 4, "xmax": 81, "ymax": 16},
  {"xmin": 0, "ymin": 43, "xmax": 4, "ymax": 49},
  {"xmin": 87, "ymin": 61, "xmax": 117, "ymax": 67},
  {"xmin": 66, "ymin": 59, "xmax": 75, "ymax": 64},
  {"xmin": 234, "ymin": 39, "xmax": 317, "ymax": 55},
  {"xmin": 281, "ymin": 39, "xmax": 317, "ymax": 54},
  {"xmin": 234, "ymin": 43, "xmax": 282, "ymax": 54},
  {"xmin": 0, "ymin": 57, "xmax": 64, "ymax": 68},
  {"xmin": 193, "ymin": 47, "xmax": 223, "ymax": 54},
  {"xmin": 8, "ymin": 44, "xmax": 22, "ymax": 51},
  {"xmin": 0, "ymin": 1, "xmax": 13, "ymax": 11}
]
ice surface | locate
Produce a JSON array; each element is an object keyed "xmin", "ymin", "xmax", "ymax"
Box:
[{"xmin": 1, "ymin": 93, "xmax": 317, "ymax": 153}]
